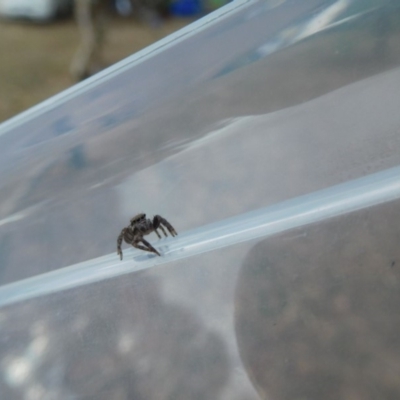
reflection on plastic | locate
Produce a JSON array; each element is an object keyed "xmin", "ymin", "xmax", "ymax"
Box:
[
  {"xmin": 0, "ymin": 271, "xmax": 232, "ymax": 400},
  {"xmin": 0, "ymin": 2, "xmax": 399, "ymax": 399},
  {"xmin": 1, "ymin": 165, "xmax": 400, "ymax": 307},
  {"xmin": 235, "ymin": 199, "xmax": 400, "ymax": 400},
  {"xmin": 0, "ymin": 1, "xmax": 398, "ymax": 286}
]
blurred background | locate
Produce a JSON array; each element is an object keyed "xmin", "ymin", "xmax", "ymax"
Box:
[{"xmin": 0, "ymin": 0, "xmax": 227, "ymax": 123}]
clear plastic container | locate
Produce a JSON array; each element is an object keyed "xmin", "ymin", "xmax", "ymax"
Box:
[{"xmin": 0, "ymin": 0, "xmax": 400, "ymax": 399}]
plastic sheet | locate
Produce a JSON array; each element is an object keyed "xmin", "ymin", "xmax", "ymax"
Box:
[{"xmin": 0, "ymin": 0, "xmax": 400, "ymax": 399}]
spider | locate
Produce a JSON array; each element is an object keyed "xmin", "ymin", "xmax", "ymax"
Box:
[{"xmin": 117, "ymin": 213, "xmax": 177, "ymax": 259}]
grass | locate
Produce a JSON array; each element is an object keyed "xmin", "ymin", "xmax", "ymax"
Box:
[{"xmin": 0, "ymin": 15, "xmax": 191, "ymax": 123}]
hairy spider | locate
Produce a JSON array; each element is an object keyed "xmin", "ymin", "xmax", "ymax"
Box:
[{"xmin": 117, "ymin": 213, "xmax": 177, "ymax": 259}]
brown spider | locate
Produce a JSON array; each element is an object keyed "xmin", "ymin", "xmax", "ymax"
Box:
[{"xmin": 117, "ymin": 213, "xmax": 177, "ymax": 260}]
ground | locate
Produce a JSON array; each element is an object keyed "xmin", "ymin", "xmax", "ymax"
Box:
[{"xmin": 0, "ymin": 15, "xmax": 191, "ymax": 123}]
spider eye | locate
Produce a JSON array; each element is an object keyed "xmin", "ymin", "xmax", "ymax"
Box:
[{"xmin": 130, "ymin": 213, "xmax": 146, "ymax": 224}]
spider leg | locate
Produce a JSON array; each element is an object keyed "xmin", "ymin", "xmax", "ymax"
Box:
[
  {"xmin": 117, "ymin": 229, "xmax": 125, "ymax": 260},
  {"xmin": 154, "ymin": 229, "xmax": 162, "ymax": 239},
  {"xmin": 153, "ymin": 215, "xmax": 177, "ymax": 237},
  {"xmin": 158, "ymin": 224, "xmax": 168, "ymax": 237},
  {"xmin": 132, "ymin": 239, "xmax": 161, "ymax": 256},
  {"xmin": 140, "ymin": 238, "xmax": 161, "ymax": 256},
  {"xmin": 132, "ymin": 242, "xmax": 154, "ymax": 253}
]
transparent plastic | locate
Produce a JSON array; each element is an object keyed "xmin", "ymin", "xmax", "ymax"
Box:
[{"xmin": 0, "ymin": 0, "xmax": 400, "ymax": 399}]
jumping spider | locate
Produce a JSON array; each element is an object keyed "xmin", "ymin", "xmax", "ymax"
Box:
[{"xmin": 117, "ymin": 213, "xmax": 177, "ymax": 259}]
